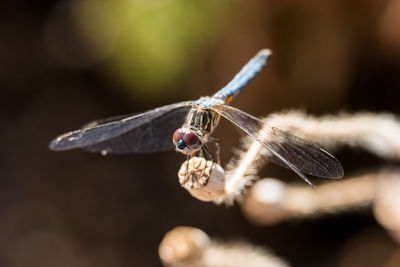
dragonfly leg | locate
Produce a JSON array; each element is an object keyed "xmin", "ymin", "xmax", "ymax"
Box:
[
  {"xmin": 198, "ymin": 146, "xmax": 209, "ymax": 180},
  {"xmin": 183, "ymin": 154, "xmax": 191, "ymax": 183},
  {"xmin": 198, "ymin": 144, "xmax": 215, "ymax": 185},
  {"xmin": 203, "ymin": 144, "xmax": 216, "ymax": 163},
  {"xmin": 199, "ymin": 147, "xmax": 204, "ymax": 158},
  {"xmin": 183, "ymin": 146, "xmax": 215, "ymax": 187},
  {"xmin": 207, "ymin": 137, "xmax": 221, "ymax": 164}
]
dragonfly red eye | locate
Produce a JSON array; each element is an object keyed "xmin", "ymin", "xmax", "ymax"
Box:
[
  {"xmin": 173, "ymin": 129, "xmax": 183, "ymax": 144},
  {"xmin": 183, "ymin": 131, "xmax": 199, "ymax": 146}
]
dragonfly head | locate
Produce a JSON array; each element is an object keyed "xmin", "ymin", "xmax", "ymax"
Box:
[{"xmin": 172, "ymin": 128, "xmax": 202, "ymax": 155}]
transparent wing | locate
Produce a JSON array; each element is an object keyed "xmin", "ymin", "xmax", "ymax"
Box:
[
  {"xmin": 81, "ymin": 113, "xmax": 136, "ymax": 129},
  {"xmin": 211, "ymin": 104, "xmax": 344, "ymax": 186},
  {"xmin": 49, "ymin": 101, "xmax": 193, "ymax": 153}
]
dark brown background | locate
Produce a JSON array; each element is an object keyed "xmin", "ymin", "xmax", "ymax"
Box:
[{"xmin": 1, "ymin": 0, "xmax": 400, "ymax": 266}]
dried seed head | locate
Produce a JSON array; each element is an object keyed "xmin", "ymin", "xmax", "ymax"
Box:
[
  {"xmin": 178, "ymin": 157, "xmax": 226, "ymax": 202},
  {"xmin": 158, "ymin": 226, "xmax": 211, "ymax": 266},
  {"xmin": 159, "ymin": 226, "xmax": 290, "ymax": 267}
]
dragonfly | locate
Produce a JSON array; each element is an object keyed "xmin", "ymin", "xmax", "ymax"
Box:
[{"xmin": 49, "ymin": 49, "xmax": 343, "ymax": 186}]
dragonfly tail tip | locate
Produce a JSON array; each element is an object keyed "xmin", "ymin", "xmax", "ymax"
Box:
[{"xmin": 259, "ymin": 48, "xmax": 272, "ymax": 57}]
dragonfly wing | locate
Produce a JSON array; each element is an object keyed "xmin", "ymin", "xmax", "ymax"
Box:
[
  {"xmin": 49, "ymin": 101, "xmax": 193, "ymax": 153},
  {"xmin": 81, "ymin": 113, "xmax": 138, "ymax": 129},
  {"xmin": 211, "ymin": 104, "xmax": 343, "ymax": 185}
]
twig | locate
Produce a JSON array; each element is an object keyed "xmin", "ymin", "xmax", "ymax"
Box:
[
  {"xmin": 265, "ymin": 110, "xmax": 400, "ymax": 159},
  {"xmin": 241, "ymin": 169, "xmax": 400, "ymax": 244},
  {"xmin": 158, "ymin": 226, "xmax": 290, "ymax": 267},
  {"xmin": 242, "ymin": 171, "xmax": 380, "ymax": 224}
]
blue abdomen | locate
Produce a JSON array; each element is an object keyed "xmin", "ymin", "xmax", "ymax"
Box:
[{"xmin": 213, "ymin": 49, "xmax": 271, "ymax": 104}]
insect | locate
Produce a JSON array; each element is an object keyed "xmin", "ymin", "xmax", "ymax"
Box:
[{"xmin": 49, "ymin": 49, "xmax": 343, "ymax": 186}]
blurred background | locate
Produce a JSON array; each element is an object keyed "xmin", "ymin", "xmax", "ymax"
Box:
[{"xmin": 2, "ymin": 0, "xmax": 400, "ymax": 266}]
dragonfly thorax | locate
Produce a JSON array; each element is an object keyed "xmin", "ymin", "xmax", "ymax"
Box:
[
  {"xmin": 187, "ymin": 105, "xmax": 221, "ymax": 136},
  {"xmin": 172, "ymin": 128, "xmax": 203, "ymax": 155}
]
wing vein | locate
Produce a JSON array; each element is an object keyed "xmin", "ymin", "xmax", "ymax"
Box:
[{"xmin": 211, "ymin": 104, "xmax": 343, "ymax": 183}]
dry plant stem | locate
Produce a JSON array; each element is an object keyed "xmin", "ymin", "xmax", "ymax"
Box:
[
  {"xmin": 223, "ymin": 139, "xmax": 267, "ymax": 204},
  {"xmin": 225, "ymin": 142, "xmax": 262, "ymax": 195},
  {"xmin": 266, "ymin": 111, "xmax": 400, "ymax": 159},
  {"xmin": 243, "ymin": 174, "xmax": 376, "ymax": 225},
  {"xmin": 373, "ymin": 175, "xmax": 400, "ymax": 243},
  {"xmin": 242, "ymin": 170, "xmax": 400, "ymax": 231},
  {"xmin": 159, "ymin": 226, "xmax": 290, "ymax": 267}
]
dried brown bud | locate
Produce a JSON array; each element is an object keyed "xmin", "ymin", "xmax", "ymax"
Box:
[{"xmin": 178, "ymin": 157, "xmax": 226, "ymax": 202}]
